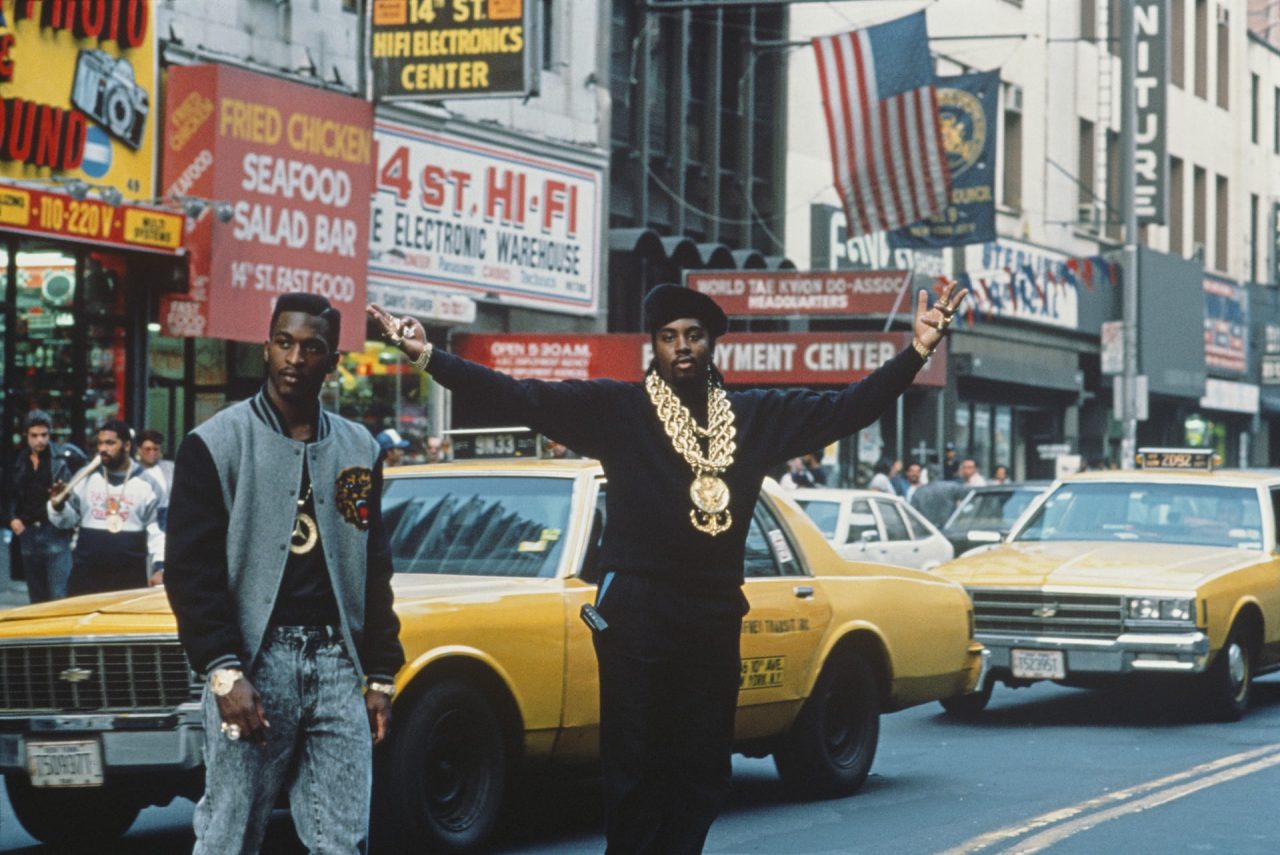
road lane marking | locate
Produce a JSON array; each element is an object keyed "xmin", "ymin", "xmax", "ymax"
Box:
[
  {"xmin": 939, "ymin": 744, "xmax": 1280, "ymax": 855},
  {"xmin": 998, "ymin": 749, "xmax": 1280, "ymax": 854}
]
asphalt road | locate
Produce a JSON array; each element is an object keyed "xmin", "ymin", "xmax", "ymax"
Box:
[{"xmin": 4, "ymin": 676, "xmax": 1280, "ymax": 853}]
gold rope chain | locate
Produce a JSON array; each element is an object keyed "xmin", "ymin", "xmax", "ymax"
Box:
[{"xmin": 644, "ymin": 372, "xmax": 737, "ymax": 472}]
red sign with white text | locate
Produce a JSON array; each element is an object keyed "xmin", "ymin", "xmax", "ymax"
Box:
[
  {"xmin": 159, "ymin": 65, "xmax": 372, "ymax": 349},
  {"xmin": 0, "ymin": 184, "xmax": 182, "ymax": 252},
  {"xmin": 453, "ymin": 332, "xmax": 946, "ymax": 387},
  {"xmin": 685, "ymin": 270, "xmax": 911, "ymax": 316}
]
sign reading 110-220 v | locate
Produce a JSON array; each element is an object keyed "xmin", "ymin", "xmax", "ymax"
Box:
[{"xmin": 368, "ymin": 0, "xmax": 536, "ymax": 101}]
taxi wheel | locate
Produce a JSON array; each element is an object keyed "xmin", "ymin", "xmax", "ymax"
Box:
[
  {"xmin": 381, "ymin": 680, "xmax": 507, "ymax": 853},
  {"xmin": 5, "ymin": 773, "xmax": 141, "ymax": 847},
  {"xmin": 940, "ymin": 674, "xmax": 994, "ymax": 717},
  {"xmin": 1203, "ymin": 628, "xmax": 1253, "ymax": 722},
  {"xmin": 773, "ymin": 654, "xmax": 880, "ymax": 799}
]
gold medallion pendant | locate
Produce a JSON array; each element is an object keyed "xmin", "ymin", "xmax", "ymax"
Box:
[
  {"xmin": 690, "ymin": 475, "xmax": 730, "ymax": 514},
  {"xmin": 291, "ymin": 511, "xmax": 318, "ymax": 555},
  {"xmin": 105, "ymin": 514, "xmax": 123, "ymax": 534},
  {"xmin": 646, "ymin": 371, "xmax": 737, "ymax": 536}
]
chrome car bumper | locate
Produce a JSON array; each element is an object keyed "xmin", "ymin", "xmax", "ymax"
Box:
[
  {"xmin": 979, "ymin": 631, "xmax": 1211, "ymax": 675},
  {"xmin": 0, "ymin": 702, "xmax": 204, "ymax": 774}
]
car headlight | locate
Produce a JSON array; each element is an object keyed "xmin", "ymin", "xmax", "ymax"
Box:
[{"xmin": 1126, "ymin": 597, "xmax": 1194, "ymax": 623}]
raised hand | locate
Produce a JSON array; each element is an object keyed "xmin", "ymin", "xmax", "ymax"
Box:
[
  {"xmin": 367, "ymin": 304, "xmax": 427, "ymax": 362},
  {"xmin": 914, "ymin": 281, "xmax": 969, "ymax": 351}
]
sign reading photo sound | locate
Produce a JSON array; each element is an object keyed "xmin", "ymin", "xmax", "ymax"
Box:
[
  {"xmin": 160, "ymin": 65, "xmax": 372, "ymax": 349},
  {"xmin": 0, "ymin": 0, "xmax": 157, "ymax": 199},
  {"xmin": 369, "ymin": 119, "xmax": 600, "ymax": 315},
  {"xmin": 368, "ymin": 0, "xmax": 535, "ymax": 100}
]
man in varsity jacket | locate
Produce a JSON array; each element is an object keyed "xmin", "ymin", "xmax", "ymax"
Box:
[
  {"xmin": 48, "ymin": 419, "xmax": 165, "ymax": 595},
  {"xmin": 368, "ymin": 279, "xmax": 966, "ymax": 855},
  {"xmin": 165, "ymin": 293, "xmax": 404, "ymax": 854}
]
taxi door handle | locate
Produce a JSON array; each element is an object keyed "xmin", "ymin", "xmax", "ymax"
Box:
[{"xmin": 793, "ymin": 585, "xmax": 814, "ymax": 599}]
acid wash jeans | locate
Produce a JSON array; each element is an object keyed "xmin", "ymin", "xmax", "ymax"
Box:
[{"xmin": 193, "ymin": 626, "xmax": 371, "ymax": 855}]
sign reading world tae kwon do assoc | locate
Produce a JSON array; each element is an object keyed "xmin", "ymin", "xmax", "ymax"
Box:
[
  {"xmin": 159, "ymin": 64, "xmax": 373, "ymax": 349},
  {"xmin": 684, "ymin": 270, "xmax": 911, "ymax": 317},
  {"xmin": 454, "ymin": 332, "xmax": 946, "ymax": 387}
]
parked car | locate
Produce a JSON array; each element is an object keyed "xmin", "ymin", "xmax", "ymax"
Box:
[
  {"xmin": 941, "ymin": 482, "xmax": 1052, "ymax": 555},
  {"xmin": 931, "ymin": 449, "xmax": 1280, "ymax": 720},
  {"xmin": 791, "ymin": 487, "xmax": 955, "ymax": 570},
  {"xmin": 0, "ymin": 453, "xmax": 984, "ymax": 851}
]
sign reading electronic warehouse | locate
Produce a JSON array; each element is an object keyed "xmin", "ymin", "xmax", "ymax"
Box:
[
  {"xmin": 368, "ymin": 0, "xmax": 536, "ymax": 100},
  {"xmin": 369, "ymin": 119, "xmax": 601, "ymax": 315}
]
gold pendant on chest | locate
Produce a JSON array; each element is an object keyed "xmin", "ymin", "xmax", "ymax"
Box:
[
  {"xmin": 689, "ymin": 474, "xmax": 732, "ymax": 535},
  {"xmin": 291, "ymin": 511, "xmax": 318, "ymax": 555}
]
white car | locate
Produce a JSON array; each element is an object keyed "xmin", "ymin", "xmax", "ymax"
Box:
[{"xmin": 790, "ymin": 488, "xmax": 955, "ymax": 571}]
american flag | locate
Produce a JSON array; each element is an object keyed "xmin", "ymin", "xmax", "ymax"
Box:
[{"xmin": 813, "ymin": 12, "xmax": 951, "ymax": 237}]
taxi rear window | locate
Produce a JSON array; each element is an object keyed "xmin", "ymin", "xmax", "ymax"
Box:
[
  {"xmin": 795, "ymin": 499, "xmax": 841, "ymax": 539},
  {"xmin": 1015, "ymin": 482, "xmax": 1263, "ymax": 549},
  {"xmin": 383, "ymin": 476, "xmax": 575, "ymax": 577}
]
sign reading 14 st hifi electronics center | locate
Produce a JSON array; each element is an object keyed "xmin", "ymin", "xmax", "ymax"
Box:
[
  {"xmin": 368, "ymin": 0, "xmax": 535, "ymax": 100},
  {"xmin": 369, "ymin": 119, "xmax": 601, "ymax": 316}
]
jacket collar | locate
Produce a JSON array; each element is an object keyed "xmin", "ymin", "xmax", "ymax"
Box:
[{"xmin": 250, "ymin": 386, "xmax": 329, "ymax": 441}]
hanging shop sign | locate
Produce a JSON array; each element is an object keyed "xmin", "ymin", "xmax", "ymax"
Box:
[
  {"xmin": 960, "ymin": 239, "xmax": 1085, "ymax": 331},
  {"xmin": 0, "ymin": 0, "xmax": 157, "ymax": 200},
  {"xmin": 684, "ymin": 270, "xmax": 910, "ymax": 317},
  {"xmin": 368, "ymin": 0, "xmax": 536, "ymax": 101},
  {"xmin": 1203, "ymin": 276, "xmax": 1247, "ymax": 375},
  {"xmin": 0, "ymin": 183, "xmax": 180, "ymax": 252},
  {"xmin": 890, "ymin": 70, "xmax": 998, "ymax": 250},
  {"xmin": 454, "ymin": 331, "xmax": 947, "ymax": 387},
  {"xmin": 370, "ymin": 119, "xmax": 601, "ymax": 316},
  {"xmin": 159, "ymin": 64, "xmax": 373, "ymax": 349},
  {"xmin": 1132, "ymin": 0, "xmax": 1168, "ymax": 226}
]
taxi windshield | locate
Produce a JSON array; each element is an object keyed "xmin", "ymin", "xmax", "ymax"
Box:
[
  {"xmin": 382, "ymin": 475, "xmax": 575, "ymax": 577},
  {"xmin": 1014, "ymin": 482, "xmax": 1264, "ymax": 549},
  {"xmin": 794, "ymin": 499, "xmax": 841, "ymax": 539}
]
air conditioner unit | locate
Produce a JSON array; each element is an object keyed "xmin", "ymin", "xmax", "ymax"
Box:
[
  {"xmin": 1077, "ymin": 202, "xmax": 1101, "ymax": 229},
  {"xmin": 1007, "ymin": 84, "xmax": 1024, "ymax": 114},
  {"xmin": 1217, "ymin": 4, "xmax": 1229, "ymax": 26}
]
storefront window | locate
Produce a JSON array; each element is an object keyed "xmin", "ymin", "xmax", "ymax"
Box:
[
  {"xmin": 331, "ymin": 341, "xmax": 431, "ymax": 462},
  {"xmin": 83, "ymin": 254, "xmax": 129, "ymax": 432},
  {"xmin": 973, "ymin": 407, "xmax": 992, "ymax": 476},
  {"xmin": 954, "ymin": 405, "xmax": 971, "ymax": 460},
  {"xmin": 13, "ymin": 246, "xmax": 79, "ymax": 446},
  {"xmin": 994, "ymin": 406, "xmax": 1012, "ymax": 474}
]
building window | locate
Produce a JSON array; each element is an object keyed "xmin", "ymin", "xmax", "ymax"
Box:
[
  {"xmin": 1193, "ymin": 164, "xmax": 1207, "ymax": 260},
  {"xmin": 1105, "ymin": 129, "xmax": 1120, "ymax": 239},
  {"xmin": 1251, "ymin": 193, "xmax": 1260, "ymax": 283},
  {"xmin": 1170, "ymin": 156, "xmax": 1184, "ymax": 255},
  {"xmin": 1078, "ymin": 118, "xmax": 1096, "ymax": 228},
  {"xmin": 1171, "ymin": 0, "xmax": 1185, "ymax": 88},
  {"xmin": 1252, "ymin": 73, "xmax": 1260, "ymax": 144},
  {"xmin": 541, "ymin": 0, "xmax": 554, "ymax": 72},
  {"xmin": 1081, "ymin": 0, "xmax": 1095, "ymax": 40},
  {"xmin": 1215, "ymin": 173, "xmax": 1228, "ymax": 272},
  {"xmin": 1216, "ymin": 8, "xmax": 1229, "ymax": 109},
  {"xmin": 1194, "ymin": 0, "xmax": 1208, "ymax": 100},
  {"xmin": 1002, "ymin": 102, "xmax": 1023, "ymax": 209}
]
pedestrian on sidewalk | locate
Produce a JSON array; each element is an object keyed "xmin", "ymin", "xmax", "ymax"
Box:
[{"xmin": 5, "ymin": 410, "xmax": 83, "ymax": 602}]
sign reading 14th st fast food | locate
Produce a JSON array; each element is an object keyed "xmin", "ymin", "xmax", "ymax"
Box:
[
  {"xmin": 369, "ymin": 119, "xmax": 601, "ymax": 315},
  {"xmin": 368, "ymin": 0, "xmax": 536, "ymax": 100}
]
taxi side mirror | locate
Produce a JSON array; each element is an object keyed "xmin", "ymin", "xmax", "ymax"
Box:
[
  {"xmin": 966, "ymin": 530, "xmax": 1002, "ymax": 543},
  {"xmin": 860, "ymin": 529, "xmax": 880, "ymax": 544}
]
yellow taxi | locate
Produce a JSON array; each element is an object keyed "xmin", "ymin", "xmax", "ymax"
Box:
[
  {"xmin": 933, "ymin": 448, "xmax": 1280, "ymax": 721},
  {"xmin": 0, "ymin": 441, "xmax": 983, "ymax": 851}
]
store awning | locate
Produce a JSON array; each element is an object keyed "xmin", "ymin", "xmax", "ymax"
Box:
[{"xmin": 609, "ymin": 227, "xmax": 795, "ymax": 272}]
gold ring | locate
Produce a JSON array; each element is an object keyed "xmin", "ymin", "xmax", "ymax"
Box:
[{"xmin": 220, "ymin": 722, "xmax": 242, "ymax": 741}]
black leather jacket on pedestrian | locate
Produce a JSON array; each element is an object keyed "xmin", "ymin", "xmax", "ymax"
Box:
[{"xmin": 5, "ymin": 442, "xmax": 88, "ymax": 526}]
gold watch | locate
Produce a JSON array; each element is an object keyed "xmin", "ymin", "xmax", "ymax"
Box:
[
  {"xmin": 368, "ymin": 681, "xmax": 396, "ymax": 699},
  {"xmin": 209, "ymin": 668, "xmax": 244, "ymax": 697},
  {"xmin": 911, "ymin": 338, "xmax": 933, "ymax": 360}
]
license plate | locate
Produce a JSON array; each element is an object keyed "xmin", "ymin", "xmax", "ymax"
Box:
[
  {"xmin": 26, "ymin": 740, "xmax": 103, "ymax": 788},
  {"xmin": 1011, "ymin": 648, "xmax": 1066, "ymax": 680}
]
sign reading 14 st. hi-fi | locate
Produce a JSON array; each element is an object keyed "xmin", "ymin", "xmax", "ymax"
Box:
[{"xmin": 368, "ymin": 0, "xmax": 536, "ymax": 100}]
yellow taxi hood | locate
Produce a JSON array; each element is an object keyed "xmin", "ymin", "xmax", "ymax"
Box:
[
  {"xmin": 0, "ymin": 589, "xmax": 173, "ymax": 622},
  {"xmin": 937, "ymin": 541, "xmax": 1261, "ymax": 589},
  {"xmin": 390, "ymin": 574, "xmax": 562, "ymax": 604}
]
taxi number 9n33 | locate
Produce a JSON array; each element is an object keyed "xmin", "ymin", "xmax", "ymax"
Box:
[
  {"xmin": 1011, "ymin": 648, "xmax": 1066, "ymax": 680},
  {"xmin": 26, "ymin": 740, "xmax": 104, "ymax": 788}
]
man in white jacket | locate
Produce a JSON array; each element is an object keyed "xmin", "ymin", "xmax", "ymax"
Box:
[{"xmin": 49, "ymin": 419, "xmax": 166, "ymax": 595}]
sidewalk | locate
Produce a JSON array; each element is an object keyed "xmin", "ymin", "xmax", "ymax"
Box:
[{"xmin": 0, "ymin": 582, "xmax": 29, "ymax": 610}]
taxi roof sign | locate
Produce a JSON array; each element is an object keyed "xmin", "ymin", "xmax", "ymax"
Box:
[
  {"xmin": 447, "ymin": 426, "xmax": 542, "ymax": 460},
  {"xmin": 1135, "ymin": 448, "xmax": 1216, "ymax": 471}
]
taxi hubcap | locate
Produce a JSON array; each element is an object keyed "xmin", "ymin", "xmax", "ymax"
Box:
[{"xmin": 1227, "ymin": 643, "xmax": 1247, "ymax": 696}]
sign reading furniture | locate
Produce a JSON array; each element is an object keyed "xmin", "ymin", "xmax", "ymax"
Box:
[{"xmin": 159, "ymin": 65, "xmax": 373, "ymax": 348}]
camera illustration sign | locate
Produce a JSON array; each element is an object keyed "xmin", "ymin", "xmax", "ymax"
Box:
[
  {"xmin": 0, "ymin": 0, "xmax": 157, "ymax": 200},
  {"xmin": 160, "ymin": 65, "xmax": 373, "ymax": 349}
]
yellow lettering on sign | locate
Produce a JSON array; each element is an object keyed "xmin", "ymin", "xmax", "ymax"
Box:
[
  {"xmin": 124, "ymin": 210, "xmax": 182, "ymax": 250},
  {"xmin": 399, "ymin": 60, "xmax": 490, "ymax": 91},
  {"xmin": 219, "ymin": 98, "xmax": 282, "ymax": 145},
  {"xmin": 0, "ymin": 188, "xmax": 30, "ymax": 225},
  {"xmin": 286, "ymin": 114, "xmax": 372, "ymax": 165}
]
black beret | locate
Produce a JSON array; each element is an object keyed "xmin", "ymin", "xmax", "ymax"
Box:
[{"xmin": 642, "ymin": 284, "xmax": 728, "ymax": 338}]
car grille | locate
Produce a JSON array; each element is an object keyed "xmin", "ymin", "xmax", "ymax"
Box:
[
  {"xmin": 0, "ymin": 641, "xmax": 199, "ymax": 713},
  {"xmin": 970, "ymin": 590, "xmax": 1124, "ymax": 639}
]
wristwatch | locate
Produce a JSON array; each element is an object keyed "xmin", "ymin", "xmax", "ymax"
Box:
[
  {"xmin": 367, "ymin": 681, "xmax": 396, "ymax": 699},
  {"xmin": 209, "ymin": 668, "xmax": 244, "ymax": 697}
]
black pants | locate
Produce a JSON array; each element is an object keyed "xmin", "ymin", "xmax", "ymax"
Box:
[{"xmin": 592, "ymin": 572, "xmax": 747, "ymax": 855}]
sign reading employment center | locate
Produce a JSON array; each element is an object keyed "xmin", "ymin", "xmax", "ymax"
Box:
[
  {"xmin": 0, "ymin": 0, "xmax": 158, "ymax": 200},
  {"xmin": 368, "ymin": 0, "xmax": 536, "ymax": 100},
  {"xmin": 370, "ymin": 119, "xmax": 601, "ymax": 316},
  {"xmin": 159, "ymin": 65, "xmax": 372, "ymax": 349}
]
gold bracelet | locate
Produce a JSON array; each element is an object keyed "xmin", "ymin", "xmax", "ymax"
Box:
[
  {"xmin": 911, "ymin": 338, "xmax": 933, "ymax": 360},
  {"xmin": 411, "ymin": 341, "xmax": 433, "ymax": 372},
  {"xmin": 367, "ymin": 681, "xmax": 396, "ymax": 699}
]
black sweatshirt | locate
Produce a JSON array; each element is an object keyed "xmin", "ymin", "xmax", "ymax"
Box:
[{"xmin": 426, "ymin": 345, "xmax": 926, "ymax": 589}]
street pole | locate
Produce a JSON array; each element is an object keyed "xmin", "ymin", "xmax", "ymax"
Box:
[{"xmin": 1120, "ymin": 2, "xmax": 1140, "ymax": 469}]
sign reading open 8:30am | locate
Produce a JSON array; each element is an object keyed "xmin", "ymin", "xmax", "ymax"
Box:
[
  {"xmin": 368, "ymin": 0, "xmax": 536, "ymax": 100},
  {"xmin": 369, "ymin": 119, "xmax": 602, "ymax": 315}
]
